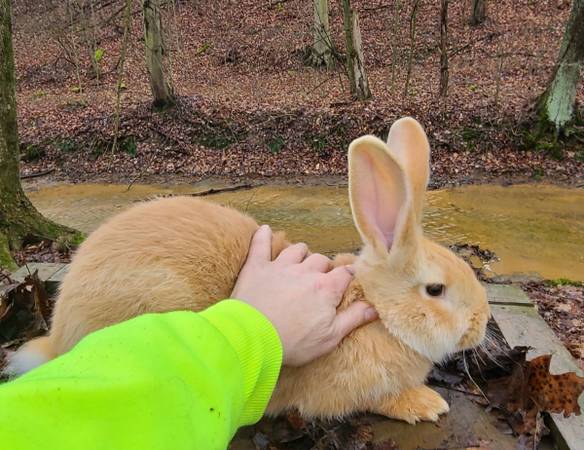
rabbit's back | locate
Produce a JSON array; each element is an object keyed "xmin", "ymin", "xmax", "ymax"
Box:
[{"xmin": 50, "ymin": 196, "xmax": 262, "ymax": 354}]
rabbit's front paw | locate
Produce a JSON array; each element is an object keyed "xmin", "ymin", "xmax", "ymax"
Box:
[{"xmin": 369, "ymin": 385, "xmax": 449, "ymax": 424}]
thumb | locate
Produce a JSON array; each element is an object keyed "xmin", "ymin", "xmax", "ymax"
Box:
[
  {"xmin": 245, "ymin": 225, "xmax": 272, "ymax": 266},
  {"xmin": 331, "ymin": 301, "xmax": 378, "ymax": 343}
]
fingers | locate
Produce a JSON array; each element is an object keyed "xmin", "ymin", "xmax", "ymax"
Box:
[
  {"xmin": 302, "ymin": 254, "xmax": 331, "ymax": 273},
  {"xmin": 321, "ymin": 265, "xmax": 354, "ymax": 303},
  {"xmin": 332, "ymin": 301, "xmax": 379, "ymax": 343},
  {"xmin": 245, "ymin": 225, "xmax": 272, "ymax": 266},
  {"xmin": 275, "ymin": 242, "xmax": 309, "ymax": 265}
]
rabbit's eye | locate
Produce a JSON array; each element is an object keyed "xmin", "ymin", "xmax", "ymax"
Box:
[{"xmin": 426, "ymin": 284, "xmax": 445, "ymax": 297}]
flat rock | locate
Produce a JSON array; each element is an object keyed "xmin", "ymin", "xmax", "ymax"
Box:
[
  {"xmin": 11, "ymin": 263, "xmax": 65, "ymax": 283},
  {"xmin": 11, "ymin": 262, "xmax": 67, "ymax": 295},
  {"xmin": 485, "ymin": 283, "xmax": 533, "ymax": 306}
]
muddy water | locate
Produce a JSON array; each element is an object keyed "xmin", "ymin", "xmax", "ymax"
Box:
[{"xmin": 26, "ymin": 183, "xmax": 584, "ymax": 281}]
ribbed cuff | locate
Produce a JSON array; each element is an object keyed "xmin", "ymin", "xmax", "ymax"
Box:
[{"xmin": 200, "ymin": 300, "xmax": 283, "ymax": 425}]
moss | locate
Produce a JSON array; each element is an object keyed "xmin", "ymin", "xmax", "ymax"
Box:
[
  {"xmin": 460, "ymin": 126, "xmax": 483, "ymax": 151},
  {"xmin": 531, "ymin": 167, "xmax": 544, "ymax": 180},
  {"xmin": 546, "ymin": 278, "xmax": 583, "ymax": 287},
  {"xmin": 119, "ymin": 136, "xmax": 137, "ymax": 156},
  {"xmin": 266, "ymin": 135, "xmax": 285, "ymax": 154},
  {"xmin": 21, "ymin": 144, "xmax": 45, "ymax": 162},
  {"xmin": 198, "ymin": 132, "xmax": 234, "ymax": 150},
  {"xmin": 0, "ymin": 232, "xmax": 17, "ymax": 270},
  {"xmin": 55, "ymin": 138, "xmax": 77, "ymax": 153},
  {"xmin": 307, "ymin": 134, "xmax": 330, "ymax": 157}
]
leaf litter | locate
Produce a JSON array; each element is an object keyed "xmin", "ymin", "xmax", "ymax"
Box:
[
  {"xmin": 10, "ymin": 0, "xmax": 584, "ymax": 186},
  {"xmin": 0, "ymin": 271, "xmax": 51, "ymax": 379}
]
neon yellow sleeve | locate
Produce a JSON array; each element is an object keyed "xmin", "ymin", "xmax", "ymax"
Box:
[{"xmin": 0, "ymin": 300, "xmax": 282, "ymax": 450}]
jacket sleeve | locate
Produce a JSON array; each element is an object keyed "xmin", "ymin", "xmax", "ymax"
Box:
[{"xmin": 0, "ymin": 300, "xmax": 283, "ymax": 450}]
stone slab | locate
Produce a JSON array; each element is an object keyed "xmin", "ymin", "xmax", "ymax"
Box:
[
  {"xmin": 485, "ymin": 283, "xmax": 533, "ymax": 306},
  {"xmin": 230, "ymin": 389, "xmax": 524, "ymax": 450},
  {"xmin": 11, "ymin": 263, "xmax": 65, "ymax": 283},
  {"xmin": 48, "ymin": 264, "xmax": 69, "ymax": 284},
  {"xmin": 11, "ymin": 262, "xmax": 67, "ymax": 296}
]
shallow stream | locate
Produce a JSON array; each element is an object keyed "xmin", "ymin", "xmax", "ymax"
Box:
[{"xmin": 26, "ymin": 183, "xmax": 584, "ymax": 281}]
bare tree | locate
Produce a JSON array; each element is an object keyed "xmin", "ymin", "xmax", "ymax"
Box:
[
  {"xmin": 390, "ymin": 0, "xmax": 402, "ymax": 92},
  {"xmin": 537, "ymin": 0, "xmax": 584, "ymax": 132},
  {"xmin": 142, "ymin": 0, "xmax": 175, "ymax": 109},
  {"xmin": 112, "ymin": 0, "xmax": 133, "ymax": 153},
  {"xmin": 0, "ymin": 0, "xmax": 79, "ymax": 269},
  {"xmin": 403, "ymin": 0, "xmax": 420, "ymax": 97},
  {"xmin": 439, "ymin": 0, "xmax": 449, "ymax": 97},
  {"xmin": 310, "ymin": 0, "xmax": 334, "ymax": 69},
  {"xmin": 470, "ymin": 0, "xmax": 486, "ymax": 26},
  {"xmin": 342, "ymin": 0, "xmax": 371, "ymax": 100}
]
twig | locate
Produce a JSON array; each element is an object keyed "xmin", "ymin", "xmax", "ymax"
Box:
[
  {"xmin": 363, "ymin": 4, "xmax": 391, "ymax": 12},
  {"xmin": 20, "ymin": 168, "xmax": 55, "ymax": 180},
  {"xmin": 189, "ymin": 184, "xmax": 253, "ymax": 197},
  {"xmin": 308, "ymin": 73, "xmax": 337, "ymax": 95},
  {"xmin": 434, "ymin": 385, "xmax": 485, "ymax": 397},
  {"xmin": 449, "ymin": 31, "xmax": 500, "ymax": 58},
  {"xmin": 268, "ymin": 0, "xmax": 292, "ymax": 8}
]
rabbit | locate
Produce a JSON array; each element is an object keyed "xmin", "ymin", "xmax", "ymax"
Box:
[{"xmin": 7, "ymin": 117, "xmax": 490, "ymax": 424}]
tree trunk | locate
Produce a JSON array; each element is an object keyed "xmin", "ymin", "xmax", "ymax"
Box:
[
  {"xmin": 439, "ymin": 0, "xmax": 449, "ymax": 97},
  {"xmin": 142, "ymin": 0, "xmax": 175, "ymax": 110},
  {"xmin": 403, "ymin": 0, "xmax": 420, "ymax": 97},
  {"xmin": 390, "ymin": 0, "xmax": 402, "ymax": 92},
  {"xmin": 342, "ymin": 0, "xmax": 371, "ymax": 100},
  {"xmin": 0, "ymin": 0, "xmax": 79, "ymax": 269},
  {"xmin": 537, "ymin": 0, "xmax": 584, "ymax": 132},
  {"xmin": 469, "ymin": 0, "xmax": 486, "ymax": 26},
  {"xmin": 311, "ymin": 0, "xmax": 333, "ymax": 69}
]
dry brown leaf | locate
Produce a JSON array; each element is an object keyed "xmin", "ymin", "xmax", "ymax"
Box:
[
  {"xmin": 0, "ymin": 271, "xmax": 49, "ymax": 345},
  {"xmin": 528, "ymin": 354, "xmax": 584, "ymax": 417},
  {"xmin": 485, "ymin": 347, "xmax": 584, "ymax": 447}
]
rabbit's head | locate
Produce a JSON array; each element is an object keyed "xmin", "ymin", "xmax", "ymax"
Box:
[{"xmin": 349, "ymin": 117, "xmax": 489, "ymax": 363}]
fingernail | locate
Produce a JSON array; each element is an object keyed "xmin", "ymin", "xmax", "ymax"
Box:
[
  {"xmin": 260, "ymin": 224, "xmax": 271, "ymax": 232},
  {"xmin": 345, "ymin": 265, "xmax": 356, "ymax": 276},
  {"xmin": 365, "ymin": 307, "xmax": 378, "ymax": 322}
]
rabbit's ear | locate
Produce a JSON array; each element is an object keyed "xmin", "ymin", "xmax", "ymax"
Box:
[
  {"xmin": 386, "ymin": 117, "xmax": 430, "ymax": 223},
  {"xmin": 348, "ymin": 135, "xmax": 409, "ymax": 253}
]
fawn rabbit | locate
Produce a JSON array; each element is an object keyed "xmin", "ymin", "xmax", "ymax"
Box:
[{"xmin": 8, "ymin": 118, "xmax": 489, "ymax": 423}]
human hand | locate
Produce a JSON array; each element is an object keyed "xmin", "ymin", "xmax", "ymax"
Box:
[{"xmin": 231, "ymin": 225, "xmax": 378, "ymax": 366}]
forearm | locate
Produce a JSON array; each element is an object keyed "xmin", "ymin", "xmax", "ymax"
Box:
[{"xmin": 0, "ymin": 300, "xmax": 282, "ymax": 450}]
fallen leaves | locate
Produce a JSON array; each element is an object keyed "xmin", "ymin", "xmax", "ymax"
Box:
[
  {"xmin": 522, "ymin": 281, "xmax": 584, "ymax": 368},
  {"xmin": 470, "ymin": 345, "xmax": 584, "ymax": 448},
  {"xmin": 251, "ymin": 412, "xmax": 398, "ymax": 450},
  {"xmin": 0, "ymin": 271, "xmax": 50, "ymax": 346},
  {"xmin": 11, "ymin": 1, "xmax": 584, "ymax": 186},
  {"xmin": 527, "ymin": 354, "xmax": 584, "ymax": 417},
  {"xmin": 13, "ymin": 238, "xmax": 73, "ymax": 267}
]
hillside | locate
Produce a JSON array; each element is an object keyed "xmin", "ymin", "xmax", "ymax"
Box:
[{"xmin": 11, "ymin": 0, "xmax": 584, "ymax": 185}]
